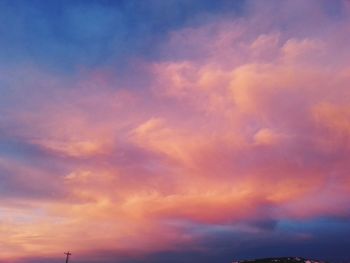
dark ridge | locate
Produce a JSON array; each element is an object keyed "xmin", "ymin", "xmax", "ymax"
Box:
[{"xmin": 232, "ymin": 257, "xmax": 329, "ymax": 263}]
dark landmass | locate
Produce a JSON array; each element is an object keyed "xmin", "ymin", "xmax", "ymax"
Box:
[{"xmin": 232, "ymin": 257, "xmax": 328, "ymax": 263}]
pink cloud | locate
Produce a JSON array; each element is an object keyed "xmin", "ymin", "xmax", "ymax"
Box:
[{"xmin": 1, "ymin": 1, "xmax": 350, "ymax": 261}]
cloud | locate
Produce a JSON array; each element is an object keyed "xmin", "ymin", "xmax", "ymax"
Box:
[{"xmin": 1, "ymin": 0, "xmax": 350, "ymax": 262}]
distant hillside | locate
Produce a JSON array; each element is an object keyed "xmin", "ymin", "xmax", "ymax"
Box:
[{"xmin": 232, "ymin": 257, "xmax": 327, "ymax": 263}]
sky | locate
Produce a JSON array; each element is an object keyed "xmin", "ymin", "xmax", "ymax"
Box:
[{"xmin": 0, "ymin": 0, "xmax": 350, "ymax": 262}]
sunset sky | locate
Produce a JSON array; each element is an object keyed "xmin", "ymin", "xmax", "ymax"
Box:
[{"xmin": 1, "ymin": 0, "xmax": 350, "ymax": 262}]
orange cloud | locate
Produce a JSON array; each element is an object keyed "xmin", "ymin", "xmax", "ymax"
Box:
[{"xmin": 1, "ymin": 2, "xmax": 350, "ymax": 262}]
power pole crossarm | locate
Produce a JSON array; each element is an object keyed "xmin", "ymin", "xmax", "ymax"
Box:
[{"xmin": 64, "ymin": 251, "xmax": 72, "ymax": 263}]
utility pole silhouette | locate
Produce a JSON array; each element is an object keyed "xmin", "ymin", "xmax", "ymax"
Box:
[{"xmin": 64, "ymin": 251, "xmax": 72, "ymax": 263}]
